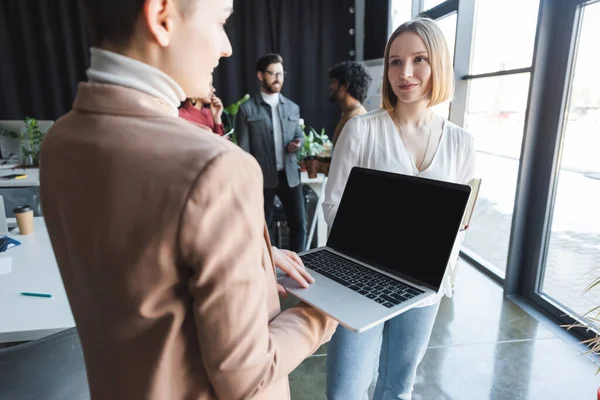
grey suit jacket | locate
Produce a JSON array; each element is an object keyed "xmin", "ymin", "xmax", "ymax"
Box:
[{"xmin": 236, "ymin": 92, "xmax": 304, "ymax": 189}]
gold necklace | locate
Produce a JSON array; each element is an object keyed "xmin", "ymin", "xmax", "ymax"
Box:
[{"xmin": 390, "ymin": 112, "xmax": 433, "ymax": 173}]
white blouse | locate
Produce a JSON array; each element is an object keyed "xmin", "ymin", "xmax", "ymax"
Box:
[{"xmin": 322, "ymin": 107, "xmax": 476, "ymax": 307}]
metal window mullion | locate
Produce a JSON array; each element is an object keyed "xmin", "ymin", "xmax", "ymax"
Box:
[
  {"xmin": 462, "ymin": 67, "xmax": 533, "ymax": 80},
  {"xmin": 530, "ymin": 2, "xmax": 586, "ymax": 299},
  {"xmin": 422, "ymin": 0, "xmax": 459, "ymax": 19},
  {"xmin": 460, "ymin": 248, "xmax": 505, "ymax": 285},
  {"xmin": 448, "ymin": 0, "xmax": 476, "ymax": 128},
  {"xmin": 504, "ymin": 0, "xmax": 581, "ymax": 297},
  {"xmin": 412, "ymin": 0, "xmax": 424, "ymax": 18}
]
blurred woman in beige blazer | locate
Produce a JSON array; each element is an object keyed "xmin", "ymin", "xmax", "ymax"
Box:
[{"xmin": 40, "ymin": 1, "xmax": 337, "ymax": 399}]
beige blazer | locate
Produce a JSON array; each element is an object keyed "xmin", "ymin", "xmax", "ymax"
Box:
[{"xmin": 40, "ymin": 83, "xmax": 337, "ymax": 400}]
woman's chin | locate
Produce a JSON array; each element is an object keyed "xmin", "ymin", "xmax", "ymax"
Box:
[{"xmin": 395, "ymin": 96, "xmax": 423, "ymax": 105}]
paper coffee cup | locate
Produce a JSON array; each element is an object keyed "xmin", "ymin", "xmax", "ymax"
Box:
[{"xmin": 13, "ymin": 205, "xmax": 34, "ymax": 235}]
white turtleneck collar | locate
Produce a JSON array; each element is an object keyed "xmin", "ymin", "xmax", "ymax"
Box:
[
  {"xmin": 260, "ymin": 91, "xmax": 280, "ymax": 107},
  {"xmin": 86, "ymin": 47, "xmax": 186, "ymax": 114}
]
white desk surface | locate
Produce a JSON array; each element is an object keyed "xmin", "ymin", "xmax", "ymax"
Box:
[
  {"xmin": 300, "ymin": 171, "xmax": 326, "ymax": 186},
  {"xmin": 0, "ymin": 172, "xmax": 322, "ymax": 343},
  {"xmin": 0, "ymin": 167, "xmax": 40, "ymax": 188},
  {"xmin": 300, "ymin": 172, "xmax": 328, "ymax": 250},
  {"xmin": 0, "ymin": 218, "xmax": 74, "ymax": 343},
  {"xmin": 0, "ymin": 169, "xmax": 313, "ymax": 189}
]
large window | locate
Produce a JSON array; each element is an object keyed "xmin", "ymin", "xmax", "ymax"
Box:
[
  {"xmin": 384, "ymin": 0, "xmax": 600, "ymax": 347},
  {"xmin": 541, "ymin": 1, "xmax": 600, "ymax": 320},
  {"xmin": 461, "ymin": 0, "xmax": 540, "ymax": 277},
  {"xmin": 462, "ymin": 74, "xmax": 531, "ymax": 274},
  {"xmin": 470, "ymin": 0, "xmax": 540, "ymax": 74},
  {"xmin": 436, "ymin": 12, "xmax": 456, "ymax": 60},
  {"xmin": 390, "ymin": 0, "xmax": 413, "ymax": 32},
  {"xmin": 432, "ymin": 12, "xmax": 457, "ymax": 118},
  {"xmin": 424, "ymin": 0, "xmax": 447, "ymax": 10}
]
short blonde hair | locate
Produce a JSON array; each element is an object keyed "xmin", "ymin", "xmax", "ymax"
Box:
[{"xmin": 382, "ymin": 17, "xmax": 454, "ymax": 111}]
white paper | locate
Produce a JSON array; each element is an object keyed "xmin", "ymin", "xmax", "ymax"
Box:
[{"xmin": 0, "ymin": 257, "xmax": 12, "ymax": 275}]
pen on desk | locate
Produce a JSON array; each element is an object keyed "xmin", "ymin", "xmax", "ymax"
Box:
[{"xmin": 20, "ymin": 292, "xmax": 52, "ymax": 298}]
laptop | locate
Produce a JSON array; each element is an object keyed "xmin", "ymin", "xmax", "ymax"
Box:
[{"xmin": 278, "ymin": 167, "xmax": 471, "ymax": 332}]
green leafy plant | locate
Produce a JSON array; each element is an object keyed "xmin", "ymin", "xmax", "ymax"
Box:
[
  {"xmin": 22, "ymin": 117, "xmax": 44, "ymax": 167},
  {"xmin": 0, "ymin": 116, "xmax": 46, "ymax": 167},
  {"xmin": 0, "ymin": 126, "xmax": 19, "ymax": 140},
  {"xmin": 296, "ymin": 125, "xmax": 331, "ymax": 162},
  {"xmin": 223, "ymin": 94, "xmax": 251, "ymax": 144},
  {"xmin": 563, "ymin": 273, "xmax": 600, "ymax": 373},
  {"xmin": 296, "ymin": 125, "xmax": 332, "ymax": 178}
]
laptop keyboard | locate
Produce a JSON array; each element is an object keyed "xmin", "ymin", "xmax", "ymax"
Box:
[{"xmin": 300, "ymin": 250, "xmax": 425, "ymax": 309}]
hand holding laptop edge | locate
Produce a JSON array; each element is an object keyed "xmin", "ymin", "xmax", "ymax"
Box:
[{"xmin": 272, "ymin": 246, "xmax": 315, "ymax": 297}]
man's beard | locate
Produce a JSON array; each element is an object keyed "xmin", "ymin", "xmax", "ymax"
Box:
[
  {"xmin": 263, "ymin": 80, "xmax": 282, "ymax": 94},
  {"xmin": 328, "ymin": 90, "xmax": 339, "ymax": 103}
]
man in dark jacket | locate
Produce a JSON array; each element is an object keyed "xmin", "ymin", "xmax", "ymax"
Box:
[{"xmin": 236, "ymin": 53, "xmax": 306, "ymax": 252}]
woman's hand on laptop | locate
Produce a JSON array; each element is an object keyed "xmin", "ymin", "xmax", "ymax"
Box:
[{"xmin": 272, "ymin": 246, "xmax": 315, "ymax": 297}]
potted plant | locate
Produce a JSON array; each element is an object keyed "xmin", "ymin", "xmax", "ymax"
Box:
[
  {"xmin": 314, "ymin": 127, "xmax": 333, "ymax": 177},
  {"xmin": 222, "ymin": 94, "xmax": 250, "ymax": 145},
  {"xmin": 297, "ymin": 125, "xmax": 332, "ymax": 178},
  {"xmin": 564, "ymin": 274, "xmax": 600, "ymax": 397},
  {"xmin": 0, "ymin": 117, "xmax": 46, "ymax": 168}
]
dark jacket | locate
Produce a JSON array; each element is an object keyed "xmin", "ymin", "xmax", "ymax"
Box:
[{"xmin": 236, "ymin": 92, "xmax": 304, "ymax": 189}]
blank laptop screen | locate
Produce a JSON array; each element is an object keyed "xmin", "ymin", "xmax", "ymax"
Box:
[{"xmin": 327, "ymin": 167, "xmax": 471, "ymax": 291}]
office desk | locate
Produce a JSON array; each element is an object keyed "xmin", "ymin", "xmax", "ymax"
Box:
[
  {"xmin": 0, "ymin": 168, "xmax": 39, "ymax": 188},
  {"xmin": 0, "ymin": 173, "xmax": 321, "ymax": 343},
  {"xmin": 0, "ymin": 168, "xmax": 41, "ymax": 217},
  {"xmin": 301, "ymin": 172, "xmax": 328, "ymax": 251},
  {"xmin": 0, "ymin": 218, "xmax": 74, "ymax": 343}
]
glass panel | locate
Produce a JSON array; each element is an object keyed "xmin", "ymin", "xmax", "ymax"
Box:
[
  {"xmin": 471, "ymin": 0, "xmax": 540, "ymax": 74},
  {"xmin": 462, "ymin": 73, "xmax": 531, "ymax": 276},
  {"xmin": 541, "ymin": 2, "xmax": 600, "ymax": 320},
  {"xmin": 437, "ymin": 12, "xmax": 457, "ymax": 60},
  {"xmin": 390, "ymin": 0, "xmax": 413, "ymax": 32},
  {"xmin": 432, "ymin": 12, "xmax": 457, "ymax": 118},
  {"xmin": 424, "ymin": 0, "xmax": 446, "ymax": 10}
]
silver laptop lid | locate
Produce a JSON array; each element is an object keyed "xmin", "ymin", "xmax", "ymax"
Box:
[{"xmin": 327, "ymin": 167, "xmax": 471, "ymax": 292}]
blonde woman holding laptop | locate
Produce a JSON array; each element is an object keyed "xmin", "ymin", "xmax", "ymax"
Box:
[{"xmin": 323, "ymin": 17, "xmax": 475, "ymax": 400}]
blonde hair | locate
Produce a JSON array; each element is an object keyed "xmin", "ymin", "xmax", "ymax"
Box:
[{"xmin": 381, "ymin": 17, "xmax": 454, "ymax": 111}]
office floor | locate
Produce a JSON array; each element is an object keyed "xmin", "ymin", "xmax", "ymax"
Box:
[{"xmin": 284, "ymin": 259, "xmax": 600, "ymax": 400}]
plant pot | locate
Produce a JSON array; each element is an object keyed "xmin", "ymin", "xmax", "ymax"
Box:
[
  {"xmin": 301, "ymin": 156, "xmax": 319, "ymax": 179},
  {"xmin": 307, "ymin": 159, "xmax": 319, "ymax": 179},
  {"xmin": 298, "ymin": 159, "xmax": 308, "ymax": 172},
  {"xmin": 316, "ymin": 156, "xmax": 331, "ymax": 177}
]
